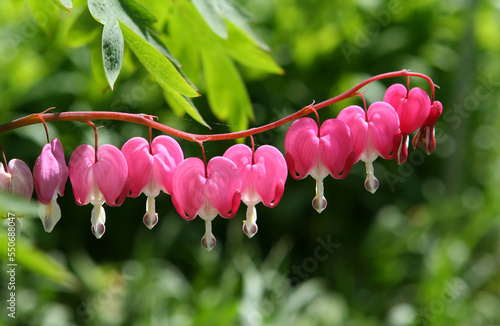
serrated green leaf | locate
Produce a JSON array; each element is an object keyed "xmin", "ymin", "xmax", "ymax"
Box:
[
  {"xmin": 201, "ymin": 47, "xmax": 253, "ymax": 131},
  {"xmin": 224, "ymin": 21, "xmax": 283, "ymax": 75},
  {"xmin": 192, "ymin": 0, "xmax": 227, "ymax": 39},
  {"xmin": 27, "ymin": 0, "xmax": 59, "ymax": 36},
  {"xmin": 50, "ymin": 0, "xmax": 72, "ymax": 11},
  {"xmin": 164, "ymin": 88, "xmax": 210, "ymax": 128},
  {"xmin": 102, "ymin": 17, "xmax": 124, "ymax": 90},
  {"xmin": 120, "ymin": 20, "xmax": 199, "ymax": 97}
]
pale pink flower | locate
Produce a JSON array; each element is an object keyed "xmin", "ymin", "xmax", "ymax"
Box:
[{"xmin": 69, "ymin": 144, "xmax": 129, "ymax": 238}]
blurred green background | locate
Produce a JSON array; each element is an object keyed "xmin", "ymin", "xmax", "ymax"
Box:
[{"xmin": 1, "ymin": 0, "xmax": 500, "ymax": 325}]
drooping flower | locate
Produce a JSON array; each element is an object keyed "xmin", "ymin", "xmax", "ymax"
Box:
[
  {"xmin": 412, "ymin": 100, "xmax": 443, "ymax": 154},
  {"xmin": 284, "ymin": 117, "xmax": 355, "ymax": 213},
  {"xmin": 121, "ymin": 136, "xmax": 184, "ymax": 229},
  {"xmin": 0, "ymin": 159, "xmax": 33, "ymax": 200},
  {"xmin": 171, "ymin": 156, "xmax": 241, "ymax": 251},
  {"xmin": 224, "ymin": 144, "xmax": 287, "ymax": 238},
  {"xmin": 33, "ymin": 138, "xmax": 68, "ymax": 232},
  {"xmin": 69, "ymin": 144, "xmax": 129, "ymax": 239},
  {"xmin": 337, "ymin": 102, "xmax": 399, "ymax": 194},
  {"xmin": 383, "ymin": 83, "xmax": 431, "ymax": 164}
]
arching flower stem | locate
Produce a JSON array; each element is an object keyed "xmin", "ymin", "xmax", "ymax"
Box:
[{"xmin": 0, "ymin": 70, "xmax": 436, "ymax": 143}]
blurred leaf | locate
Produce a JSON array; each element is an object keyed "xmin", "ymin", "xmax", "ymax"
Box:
[
  {"xmin": 0, "ymin": 192, "xmax": 38, "ymax": 218},
  {"xmin": 120, "ymin": 21, "xmax": 199, "ymax": 97},
  {"xmin": 217, "ymin": 0, "xmax": 269, "ymax": 51},
  {"xmin": 65, "ymin": 7, "xmax": 100, "ymax": 48},
  {"xmin": 201, "ymin": 46, "xmax": 253, "ymax": 131},
  {"xmin": 102, "ymin": 17, "xmax": 124, "ymax": 90},
  {"xmin": 0, "ymin": 231, "xmax": 79, "ymax": 290},
  {"xmin": 224, "ymin": 21, "xmax": 284, "ymax": 75},
  {"xmin": 27, "ymin": 0, "xmax": 59, "ymax": 36},
  {"xmin": 50, "ymin": 0, "xmax": 72, "ymax": 11},
  {"xmin": 164, "ymin": 88, "xmax": 210, "ymax": 128},
  {"xmin": 192, "ymin": 0, "xmax": 227, "ymax": 39}
]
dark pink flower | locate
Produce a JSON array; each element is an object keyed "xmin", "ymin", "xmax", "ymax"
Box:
[
  {"xmin": 337, "ymin": 102, "xmax": 399, "ymax": 193},
  {"xmin": 224, "ymin": 144, "xmax": 287, "ymax": 238},
  {"xmin": 384, "ymin": 83, "xmax": 431, "ymax": 164},
  {"xmin": 412, "ymin": 100, "xmax": 443, "ymax": 154},
  {"xmin": 0, "ymin": 159, "xmax": 33, "ymax": 200},
  {"xmin": 284, "ymin": 117, "xmax": 355, "ymax": 212},
  {"xmin": 33, "ymin": 138, "xmax": 68, "ymax": 232},
  {"xmin": 121, "ymin": 136, "xmax": 184, "ymax": 229},
  {"xmin": 171, "ymin": 156, "xmax": 241, "ymax": 251},
  {"xmin": 69, "ymin": 144, "xmax": 129, "ymax": 238}
]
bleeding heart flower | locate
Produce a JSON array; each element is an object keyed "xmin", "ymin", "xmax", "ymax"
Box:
[
  {"xmin": 69, "ymin": 144, "xmax": 129, "ymax": 239},
  {"xmin": 384, "ymin": 83, "xmax": 431, "ymax": 164},
  {"xmin": 0, "ymin": 159, "xmax": 33, "ymax": 200},
  {"xmin": 284, "ymin": 117, "xmax": 355, "ymax": 213},
  {"xmin": 171, "ymin": 156, "xmax": 241, "ymax": 251},
  {"xmin": 33, "ymin": 138, "xmax": 68, "ymax": 232},
  {"xmin": 121, "ymin": 136, "xmax": 184, "ymax": 229},
  {"xmin": 412, "ymin": 100, "xmax": 443, "ymax": 154},
  {"xmin": 337, "ymin": 102, "xmax": 399, "ymax": 194},
  {"xmin": 224, "ymin": 144, "xmax": 287, "ymax": 238}
]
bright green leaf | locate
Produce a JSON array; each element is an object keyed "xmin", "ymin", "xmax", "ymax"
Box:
[
  {"xmin": 201, "ymin": 47, "xmax": 253, "ymax": 131},
  {"xmin": 102, "ymin": 17, "xmax": 124, "ymax": 90},
  {"xmin": 164, "ymin": 88, "xmax": 210, "ymax": 128},
  {"xmin": 120, "ymin": 20, "xmax": 199, "ymax": 98},
  {"xmin": 224, "ymin": 21, "xmax": 284, "ymax": 75},
  {"xmin": 192, "ymin": 0, "xmax": 227, "ymax": 39}
]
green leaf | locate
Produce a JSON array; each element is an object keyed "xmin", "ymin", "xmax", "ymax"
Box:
[
  {"xmin": 88, "ymin": 0, "xmax": 113, "ymax": 24},
  {"xmin": 102, "ymin": 17, "xmax": 124, "ymax": 90},
  {"xmin": 90, "ymin": 37, "xmax": 110, "ymax": 91},
  {"xmin": 201, "ymin": 47, "xmax": 253, "ymax": 131},
  {"xmin": 164, "ymin": 88, "xmax": 210, "ymax": 128},
  {"xmin": 224, "ymin": 21, "xmax": 284, "ymax": 75},
  {"xmin": 0, "ymin": 192, "xmax": 38, "ymax": 218},
  {"xmin": 120, "ymin": 20, "xmax": 199, "ymax": 97},
  {"xmin": 192, "ymin": 0, "xmax": 227, "ymax": 39},
  {"xmin": 0, "ymin": 231, "xmax": 79, "ymax": 290},
  {"xmin": 217, "ymin": 0, "xmax": 269, "ymax": 51},
  {"xmin": 50, "ymin": 0, "xmax": 73, "ymax": 11}
]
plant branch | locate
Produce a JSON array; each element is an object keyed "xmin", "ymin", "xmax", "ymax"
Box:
[{"xmin": 0, "ymin": 70, "xmax": 436, "ymax": 143}]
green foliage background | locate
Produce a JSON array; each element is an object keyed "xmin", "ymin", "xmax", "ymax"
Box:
[{"xmin": 1, "ymin": 0, "xmax": 500, "ymax": 325}]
